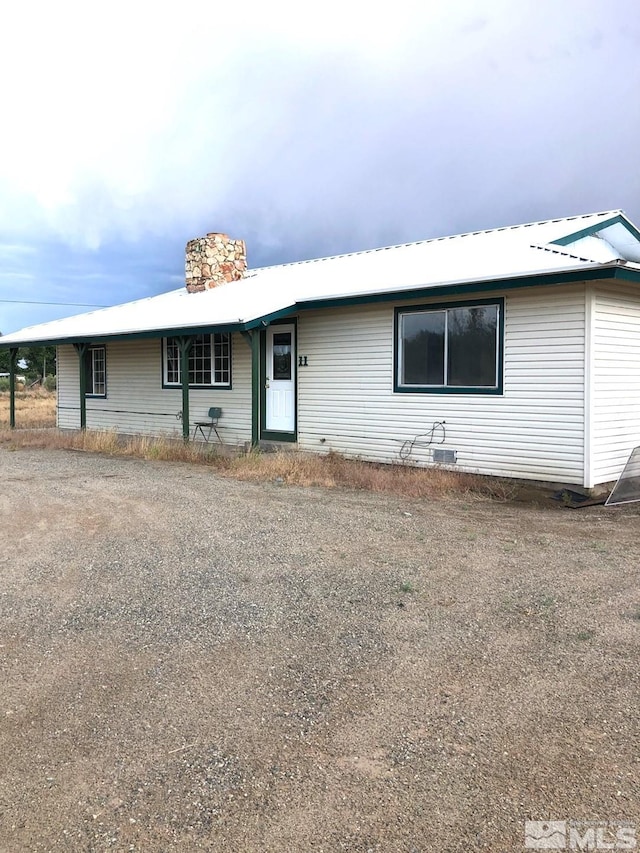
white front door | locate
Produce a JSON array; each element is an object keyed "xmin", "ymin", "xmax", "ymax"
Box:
[{"xmin": 265, "ymin": 324, "xmax": 295, "ymax": 433}]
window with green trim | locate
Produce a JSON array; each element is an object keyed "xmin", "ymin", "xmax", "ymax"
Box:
[
  {"xmin": 87, "ymin": 346, "xmax": 106, "ymax": 397},
  {"xmin": 396, "ymin": 301, "xmax": 501, "ymax": 392},
  {"xmin": 163, "ymin": 333, "xmax": 231, "ymax": 388}
]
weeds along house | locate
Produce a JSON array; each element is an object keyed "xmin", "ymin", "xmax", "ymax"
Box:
[{"xmin": 3, "ymin": 210, "xmax": 640, "ymax": 489}]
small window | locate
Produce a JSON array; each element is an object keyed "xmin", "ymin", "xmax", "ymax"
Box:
[
  {"xmin": 86, "ymin": 346, "xmax": 106, "ymax": 397},
  {"xmin": 396, "ymin": 300, "xmax": 502, "ymax": 393},
  {"xmin": 272, "ymin": 332, "xmax": 292, "ymax": 380},
  {"xmin": 162, "ymin": 333, "xmax": 232, "ymax": 388}
]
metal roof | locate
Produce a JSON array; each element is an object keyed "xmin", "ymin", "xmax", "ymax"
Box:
[{"xmin": 2, "ymin": 209, "xmax": 640, "ymax": 346}]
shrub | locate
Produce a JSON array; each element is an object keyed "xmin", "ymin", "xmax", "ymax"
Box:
[
  {"xmin": 43, "ymin": 374, "xmax": 57, "ymax": 392},
  {"xmin": 0, "ymin": 378, "xmax": 27, "ymax": 392}
]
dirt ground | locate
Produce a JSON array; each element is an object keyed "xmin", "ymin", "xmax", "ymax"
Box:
[{"xmin": 1, "ymin": 448, "xmax": 639, "ymax": 852}]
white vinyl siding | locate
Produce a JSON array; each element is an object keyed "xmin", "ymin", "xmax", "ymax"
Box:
[
  {"xmin": 296, "ymin": 285, "xmax": 587, "ymax": 484},
  {"xmin": 590, "ymin": 284, "xmax": 640, "ymax": 485},
  {"xmin": 57, "ymin": 335, "xmax": 251, "ymax": 444},
  {"xmin": 53, "ymin": 279, "xmax": 640, "ymax": 487}
]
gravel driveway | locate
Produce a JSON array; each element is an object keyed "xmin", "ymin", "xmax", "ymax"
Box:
[{"xmin": 1, "ymin": 448, "xmax": 639, "ymax": 852}]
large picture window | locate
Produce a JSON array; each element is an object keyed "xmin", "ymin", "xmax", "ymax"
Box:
[
  {"xmin": 162, "ymin": 333, "xmax": 231, "ymax": 388},
  {"xmin": 396, "ymin": 300, "xmax": 502, "ymax": 393},
  {"xmin": 86, "ymin": 346, "xmax": 106, "ymax": 397}
]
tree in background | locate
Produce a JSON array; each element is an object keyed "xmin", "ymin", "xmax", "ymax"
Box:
[
  {"xmin": 0, "ymin": 338, "xmax": 56, "ymax": 383},
  {"xmin": 0, "ymin": 336, "xmax": 56, "ymax": 385},
  {"xmin": 0, "ymin": 335, "xmax": 10, "ymax": 373},
  {"xmin": 22, "ymin": 346, "xmax": 57, "ymax": 383},
  {"xmin": 0, "ymin": 334, "xmax": 18, "ymax": 374}
]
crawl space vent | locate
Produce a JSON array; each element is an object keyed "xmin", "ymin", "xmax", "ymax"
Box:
[{"xmin": 433, "ymin": 448, "xmax": 457, "ymax": 464}]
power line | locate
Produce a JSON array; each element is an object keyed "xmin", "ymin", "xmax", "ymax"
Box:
[{"xmin": 0, "ymin": 298, "xmax": 108, "ymax": 307}]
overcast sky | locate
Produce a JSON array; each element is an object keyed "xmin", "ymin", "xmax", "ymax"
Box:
[{"xmin": 1, "ymin": 0, "xmax": 639, "ymax": 333}]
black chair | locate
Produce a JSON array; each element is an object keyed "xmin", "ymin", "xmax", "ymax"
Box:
[{"xmin": 192, "ymin": 407, "xmax": 223, "ymax": 443}]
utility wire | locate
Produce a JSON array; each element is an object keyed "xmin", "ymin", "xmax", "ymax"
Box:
[{"xmin": 0, "ymin": 298, "xmax": 107, "ymax": 307}]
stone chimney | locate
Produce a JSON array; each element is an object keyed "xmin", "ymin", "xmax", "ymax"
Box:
[{"xmin": 185, "ymin": 232, "xmax": 247, "ymax": 293}]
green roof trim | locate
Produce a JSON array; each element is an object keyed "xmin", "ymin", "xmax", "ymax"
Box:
[
  {"xmin": 243, "ymin": 305, "xmax": 298, "ymax": 330},
  {"xmin": 2, "ymin": 266, "xmax": 640, "ymax": 349},
  {"xmin": 550, "ymin": 214, "xmax": 640, "ymax": 247},
  {"xmin": 294, "ymin": 265, "xmax": 640, "ymax": 312},
  {"xmin": 0, "ymin": 320, "xmax": 248, "ymax": 349},
  {"xmin": 0, "ymin": 307, "xmax": 300, "ymax": 348}
]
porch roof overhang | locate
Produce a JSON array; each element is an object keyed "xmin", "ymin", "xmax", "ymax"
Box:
[{"xmin": 1, "ymin": 261, "xmax": 639, "ymax": 349}]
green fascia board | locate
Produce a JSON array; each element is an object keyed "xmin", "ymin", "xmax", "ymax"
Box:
[
  {"xmin": 0, "ymin": 310, "xmax": 298, "ymax": 348},
  {"xmin": 2, "ymin": 266, "xmax": 640, "ymax": 349},
  {"xmin": 242, "ymin": 305, "xmax": 298, "ymax": 330},
  {"xmin": 293, "ymin": 265, "xmax": 640, "ymax": 313},
  {"xmin": 550, "ymin": 214, "xmax": 640, "ymax": 247},
  {"xmin": 0, "ymin": 321, "xmax": 247, "ymax": 349},
  {"xmin": 609, "ymin": 266, "xmax": 640, "ymax": 283}
]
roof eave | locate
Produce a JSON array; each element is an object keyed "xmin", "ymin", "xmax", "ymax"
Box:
[
  {"xmin": 550, "ymin": 213, "xmax": 640, "ymax": 249},
  {"xmin": 2, "ymin": 263, "xmax": 639, "ymax": 348},
  {"xmin": 294, "ymin": 262, "xmax": 638, "ymax": 312}
]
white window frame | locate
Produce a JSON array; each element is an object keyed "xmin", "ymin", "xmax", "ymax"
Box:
[
  {"xmin": 162, "ymin": 333, "xmax": 231, "ymax": 389},
  {"xmin": 86, "ymin": 345, "xmax": 106, "ymax": 397}
]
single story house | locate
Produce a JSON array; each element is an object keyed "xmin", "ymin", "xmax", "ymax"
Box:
[{"xmin": 3, "ymin": 209, "xmax": 640, "ymax": 490}]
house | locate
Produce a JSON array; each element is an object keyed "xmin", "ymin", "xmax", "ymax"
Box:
[{"xmin": 2, "ymin": 210, "xmax": 640, "ymax": 489}]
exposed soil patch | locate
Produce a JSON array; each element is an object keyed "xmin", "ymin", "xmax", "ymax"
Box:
[{"xmin": 1, "ymin": 448, "xmax": 638, "ymax": 852}]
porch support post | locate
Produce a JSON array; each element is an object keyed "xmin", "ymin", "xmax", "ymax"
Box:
[
  {"xmin": 250, "ymin": 329, "xmax": 260, "ymax": 448},
  {"xmin": 179, "ymin": 336, "xmax": 193, "ymax": 441},
  {"xmin": 74, "ymin": 343, "xmax": 88, "ymax": 430},
  {"xmin": 9, "ymin": 347, "xmax": 18, "ymax": 429},
  {"xmin": 241, "ymin": 330, "xmax": 260, "ymax": 448}
]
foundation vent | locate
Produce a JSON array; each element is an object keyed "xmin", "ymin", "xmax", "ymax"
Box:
[{"xmin": 433, "ymin": 448, "xmax": 457, "ymax": 464}]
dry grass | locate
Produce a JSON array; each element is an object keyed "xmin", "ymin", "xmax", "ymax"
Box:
[
  {"xmin": 0, "ymin": 426, "xmax": 216, "ymax": 463},
  {"xmin": 0, "ymin": 418, "xmax": 518, "ymax": 501},
  {"xmin": 0, "ymin": 389, "xmax": 57, "ymax": 429},
  {"xmin": 224, "ymin": 447, "xmax": 514, "ymax": 500}
]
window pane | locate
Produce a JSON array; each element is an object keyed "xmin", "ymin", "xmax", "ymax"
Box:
[
  {"xmin": 164, "ymin": 334, "xmax": 230, "ymax": 387},
  {"xmin": 166, "ymin": 339, "xmax": 179, "ymax": 384},
  {"xmin": 93, "ymin": 349, "xmax": 105, "ymax": 395},
  {"xmin": 401, "ymin": 311, "xmax": 445, "ymax": 385},
  {"xmin": 88, "ymin": 347, "xmax": 106, "ymax": 395},
  {"xmin": 272, "ymin": 332, "xmax": 292, "ymax": 380},
  {"xmin": 213, "ymin": 333, "xmax": 230, "ymax": 385},
  {"xmin": 447, "ymin": 305, "xmax": 498, "ymax": 387},
  {"xmin": 189, "ymin": 334, "xmax": 211, "ymax": 385}
]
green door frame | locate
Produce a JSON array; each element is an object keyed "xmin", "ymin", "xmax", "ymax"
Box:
[{"xmin": 259, "ymin": 319, "xmax": 297, "ymax": 443}]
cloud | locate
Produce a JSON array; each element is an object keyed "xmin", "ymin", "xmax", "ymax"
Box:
[
  {"xmin": 0, "ymin": 244, "xmax": 37, "ymax": 257},
  {"xmin": 1, "ymin": 0, "xmax": 640, "ymax": 331}
]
